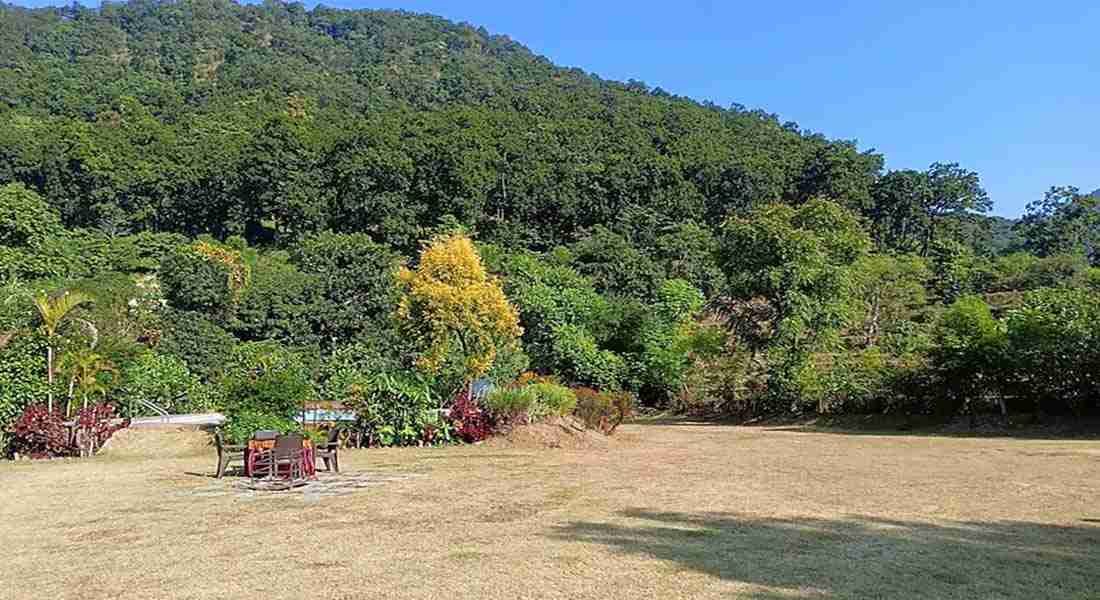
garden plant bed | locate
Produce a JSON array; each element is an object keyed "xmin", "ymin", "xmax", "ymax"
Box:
[{"xmin": 2, "ymin": 421, "xmax": 1099, "ymax": 599}]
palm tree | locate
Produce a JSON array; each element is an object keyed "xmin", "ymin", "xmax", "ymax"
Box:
[
  {"xmin": 33, "ymin": 291, "xmax": 92, "ymax": 412},
  {"xmin": 58, "ymin": 348, "xmax": 117, "ymax": 416}
]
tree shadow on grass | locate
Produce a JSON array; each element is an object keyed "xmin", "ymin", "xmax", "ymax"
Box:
[
  {"xmin": 630, "ymin": 414, "xmax": 1100, "ymax": 441},
  {"xmin": 550, "ymin": 510, "xmax": 1100, "ymax": 599}
]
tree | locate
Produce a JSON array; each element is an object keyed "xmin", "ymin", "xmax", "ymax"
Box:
[
  {"xmin": 633, "ymin": 279, "xmax": 705, "ymax": 404},
  {"xmin": 32, "ymin": 291, "xmax": 92, "ymax": 412},
  {"xmin": 921, "ymin": 162, "xmax": 991, "ymax": 255},
  {"xmin": 932, "ymin": 295, "xmax": 1005, "ymax": 417},
  {"xmin": 1003, "ymin": 288, "xmax": 1100, "ymax": 416},
  {"xmin": 719, "ymin": 199, "xmax": 871, "ymax": 403},
  {"xmin": 396, "ymin": 234, "xmax": 522, "ymax": 390},
  {"xmin": 58, "ymin": 348, "xmax": 117, "ymax": 415},
  {"xmin": 0, "ymin": 183, "xmax": 71, "ymax": 280},
  {"xmin": 159, "ymin": 241, "xmax": 248, "ymax": 317},
  {"xmin": 290, "ymin": 232, "xmax": 403, "ymax": 349},
  {"xmin": 569, "ymin": 226, "xmax": 666, "ymax": 300},
  {"xmin": 1016, "ymin": 186, "xmax": 1100, "ymax": 264},
  {"xmin": 868, "ymin": 170, "xmax": 931, "ymax": 252},
  {"xmin": 850, "ymin": 254, "xmax": 931, "ymax": 346},
  {"xmin": 486, "ymin": 247, "xmax": 627, "ymax": 389}
]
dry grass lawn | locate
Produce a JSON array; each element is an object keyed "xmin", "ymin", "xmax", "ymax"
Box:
[{"xmin": 2, "ymin": 421, "xmax": 1099, "ymax": 599}]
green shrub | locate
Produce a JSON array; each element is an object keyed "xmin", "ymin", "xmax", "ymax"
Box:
[
  {"xmin": 219, "ymin": 342, "xmax": 315, "ymax": 419},
  {"xmin": 290, "ymin": 232, "xmax": 403, "ymax": 348},
  {"xmin": 106, "ymin": 232, "xmax": 189, "ymax": 273},
  {"xmin": 484, "ymin": 385, "xmax": 536, "ymax": 425},
  {"xmin": 801, "ymin": 349, "xmax": 894, "ymax": 414},
  {"xmin": 119, "ymin": 352, "xmax": 219, "ymax": 415},
  {"xmin": 930, "ymin": 295, "xmax": 1006, "ymax": 416},
  {"xmin": 527, "ymin": 382, "xmax": 577, "ymax": 418},
  {"xmin": 633, "ymin": 279, "xmax": 706, "ymax": 405},
  {"xmin": 230, "ymin": 252, "xmax": 317, "ymax": 346},
  {"xmin": 343, "ymin": 370, "xmax": 449, "ymax": 447},
  {"xmin": 159, "ymin": 244, "xmax": 235, "ymax": 315},
  {"xmin": 550, "ymin": 323, "xmax": 627, "ymax": 389},
  {"xmin": 486, "ymin": 381, "xmax": 577, "ymax": 424},
  {"xmin": 220, "ymin": 411, "xmax": 299, "ymax": 445},
  {"xmin": 0, "ymin": 333, "xmax": 52, "ymax": 450},
  {"xmin": 1003, "ymin": 288, "xmax": 1100, "ymax": 415},
  {"xmin": 156, "ymin": 309, "xmax": 236, "ymax": 381}
]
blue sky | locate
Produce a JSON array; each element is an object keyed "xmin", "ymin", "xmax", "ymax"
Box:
[{"xmin": 11, "ymin": 1, "xmax": 1099, "ymax": 216}]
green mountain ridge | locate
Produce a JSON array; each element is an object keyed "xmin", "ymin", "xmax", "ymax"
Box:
[{"xmin": 0, "ymin": 0, "xmax": 1006, "ymax": 255}]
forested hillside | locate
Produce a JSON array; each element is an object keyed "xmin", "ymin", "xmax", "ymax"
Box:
[
  {"xmin": 1, "ymin": 1, "xmax": 1098, "ymax": 455},
  {"xmin": 0, "ymin": 0, "xmax": 1003, "ymax": 250}
]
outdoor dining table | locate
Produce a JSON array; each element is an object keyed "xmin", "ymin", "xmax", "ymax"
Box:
[{"xmin": 244, "ymin": 437, "xmax": 316, "ymax": 478}]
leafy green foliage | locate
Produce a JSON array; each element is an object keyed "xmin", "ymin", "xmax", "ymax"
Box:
[
  {"xmin": 230, "ymin": 251, "xmax": 316, "ymax": 346},
  {"xmin": 633, "ymin": 279, "xmax": 706, "ymax": 404},
  {"xmin": 159, "ymin": 244, "xmax": 235, "ymax": 315},
  {"xmin": 485, "ymin": 381, "xmax": 577, "ymax": 425},
  {"xmin": 484, "ymin": 385, "xmax": 537, "ymax": 425},
  {"xmin": 343, "ymin": 371, "xmax": 450, "ymax": 447},
  {"xmin": 490, "ymin": 249, "xmax": 626, "ymax": 388},
  {"xmin": 0, "ymin": 333, "xmax": 51, "ymax": 444},
  {"xmin": 156, "ymin": 309, "xmax": 236, "ymax": 381},
  {"xmin": 220, "ymin": 412, "xmax": 299, "ymax": 446},
  {"xmin": 290, "ymin": 232, "xmax": 403, "ymax": 348},
  {"xmin": 1002, "ymin": 289, "xmax": 1100, "ymax": 415},
  {"xmin": 119, "ymin": 352, "xmax": 217, "ymax": 416},
  {"xmin": 570, "ymin": 227, "xmax": 665, "ymax": 300},
  {"xmin": 526, "ymin": 382, "xmax": 578, "ymax": 419},
  {"xmin": 1017, "ymin": 186, "xmax": 1100, "ymax": 264},
  {"xmin": 720, "ymin": 199, "xmax": 871, "ymax": 402},
  {"xmin": 218, "ymin": 341, "xmax": 314, "ymax": 420},
  {"xmin": 930, "ymin": 296, "xmax": 1005, "ymax": 416}
]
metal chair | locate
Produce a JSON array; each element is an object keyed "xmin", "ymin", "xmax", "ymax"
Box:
[{"xmin": 214, "ymin": 431, "xmax": 246, "ymax": 478}]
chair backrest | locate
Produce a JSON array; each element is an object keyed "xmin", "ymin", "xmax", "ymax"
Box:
[
  {"xmin": 273, "ymin": 433, "xmax": 304, "ymax": 457},
  {"xmin": 252, "ymin": 430, "xmax": 279, "ymax": 441},
  {"xmin": 325, "ymin": 426, "xmax": 341, "ymax": 445}
]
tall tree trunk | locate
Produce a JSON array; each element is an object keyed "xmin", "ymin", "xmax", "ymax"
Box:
[
  {"xmin": 66, "ymin": 375, "xmax": 76, "ymax": 417},
  {"xmin": 46, "ymin": 345, "xmax": 54, "ymax": 413}
]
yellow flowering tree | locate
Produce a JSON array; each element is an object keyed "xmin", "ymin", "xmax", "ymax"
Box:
[{"xmin": 396, "ymin": 234, "xmax": 522, "ymax": 387}]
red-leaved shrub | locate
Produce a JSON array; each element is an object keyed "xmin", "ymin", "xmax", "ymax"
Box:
[
  {"xmin": 573, "ymin": 387, "xmax": 634, "ymax": 435},
  {"xmin": 73, "ymin": 404, "xmax": 128, "ymax": 457},
  {"xmin": 448, "ymin": 389, "xmax": 492, "ymax": 443},
  {"xmin": 10, "ymin": 403, "xmax": 128, "ymax": 458},
  {"xmin": 10, "ymin": 404, "xmax": 71, "ymax": 458}
]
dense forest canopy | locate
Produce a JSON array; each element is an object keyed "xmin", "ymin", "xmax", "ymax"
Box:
[
  {"xmin": 0, "ymin": 0, "xmax": 1013, "ymax": 252},
  {"xmin": 1, "ymin": 0, "xmax": 1098, "ymax": 455}
]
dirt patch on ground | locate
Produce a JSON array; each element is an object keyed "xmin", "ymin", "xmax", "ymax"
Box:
[
  {"xmin": 484, "ymin": 416, "xmax": 625, "ymax": 449},
  {"xmin": 100, "ymin": 426, "xmax": 212, "ymax": 458}
]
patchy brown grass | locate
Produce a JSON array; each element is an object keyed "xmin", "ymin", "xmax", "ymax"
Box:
[{"xmin": 2, "ymin": 422, "xmax": 1099, "ymax": 599}]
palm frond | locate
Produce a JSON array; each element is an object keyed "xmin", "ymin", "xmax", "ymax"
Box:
[{"xmin": 33, "ymin": 291, "xmax": 93, "ymax": 336}]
